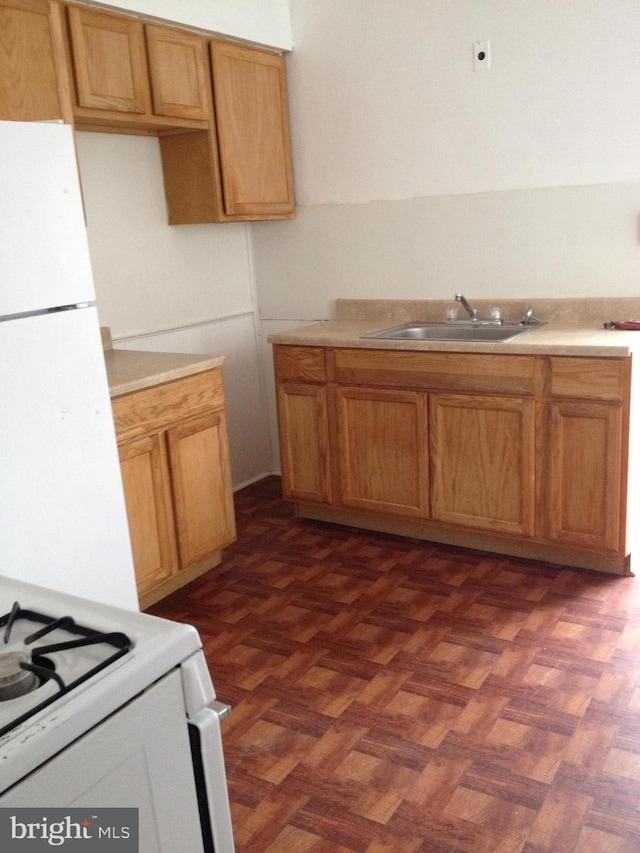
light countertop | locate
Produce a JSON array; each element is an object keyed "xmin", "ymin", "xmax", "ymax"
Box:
[
  {"xmin": 267, "ymin": 298, "xmax": 640, "ymax": 358},
  {"xmin": 102, "ymin": 333, "xmax": 225, "ymax": 398}
]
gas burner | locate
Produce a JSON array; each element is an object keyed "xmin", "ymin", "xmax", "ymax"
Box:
[
  {"xmin": 0, "ymin": 651, "xmax": 37, "ymax": 700},
  {"xmin": 0, "ymin": 601, "xmax": 132, "ymax": 738}
]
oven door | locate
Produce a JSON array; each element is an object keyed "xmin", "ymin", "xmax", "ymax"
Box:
[{"xmin": 0, "ymin": 671, "xmax": 210, "ymax": 852}]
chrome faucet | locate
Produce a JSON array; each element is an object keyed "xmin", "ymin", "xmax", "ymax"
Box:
[{"xmin": 455, "ymin": 293, "xmax": 478, "ymax": 321}]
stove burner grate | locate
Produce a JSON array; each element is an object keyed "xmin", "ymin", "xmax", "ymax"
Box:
[{"xmin": 0, "ymin": 602, "xmax": 132, "ymax": 738}]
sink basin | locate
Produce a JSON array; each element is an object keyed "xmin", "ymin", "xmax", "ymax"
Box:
[{"xmin": 363, "ymin": 322, "xmax": 536, "ymax": 342}]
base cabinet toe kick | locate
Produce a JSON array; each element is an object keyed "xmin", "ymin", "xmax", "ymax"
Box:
[{"xmin": 274, "ymin": 344, "xmax": 635, "ymax": 575}]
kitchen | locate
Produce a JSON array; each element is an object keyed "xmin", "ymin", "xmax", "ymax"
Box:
[{"xmin": 2, "ymin": 0, "xmax": 640, "ymax": 851}]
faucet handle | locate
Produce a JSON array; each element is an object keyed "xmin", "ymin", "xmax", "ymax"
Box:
[{"xmin": 521, "ymin": 306, "xmax": 543, "ymax": 325}]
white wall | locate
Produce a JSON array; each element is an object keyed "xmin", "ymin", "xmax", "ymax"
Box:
[
  {"xmin": 100, "ymin": 0, "xmax": 292, "ymax": 49},
  {"xmin": 252, "ymin": 0, "xmax": 640, "ymax": 320},
  {"xmin": 77, "ymin": 133, "xmax": 253, "ymax": 337},
  {"xmin": 76, "ymin": 132, "xmax": 273, "ymax": 488}
]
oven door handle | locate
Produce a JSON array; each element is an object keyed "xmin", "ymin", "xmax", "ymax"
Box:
[
  {"xmin": 188, "ymin": 706, "xmax": 235, "ymax": 853},
  {"xmin": 209, "ymin": 700, "xmax": 231, "ymax": 721}
]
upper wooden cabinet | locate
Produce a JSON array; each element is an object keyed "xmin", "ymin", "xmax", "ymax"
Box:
[
  {"xmin": 65, "ymin": 4, "xmax": 213, "ymax": 133},
  {"xmin": 210, "ymin": 39, "xmax": 295, "ymax": 218},
  {"xmin": 161, "ymin": 38, "xmax": 296, "ymax": 224},
  {"xmin": 67, "ymin": 5, "xmax": 151, "ymax": 115},
  {"xmin": 146, "ymin": 24, "xmax": 210, "ymax": 121},
  {"xmin": 65, "ymin": 5, "xmax": 294, "ymax": 221},
  {"xmin": 0, "ymin": 1, "xmax": 295, "ymax": 223},
  {"xmin": 0, "ymin": 0, "xmax": 73, "ymax": 123}
]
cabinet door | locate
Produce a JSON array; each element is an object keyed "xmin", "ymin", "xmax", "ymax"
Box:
[
  {"xmin": 276, "ymin": 382, "xmax": 331, "ymax": 504},
  {"xmin": 118, "ymin": 434, "xmax": 178, "ymax": 597},
  {"xmin": 210, "ymin": 40, "xmax": 294, "ymax": 217},
  {"xmin": 336, "ymin": 387, "xmax": 429, "ymax": 517},
  {"xmin": 67, "ymin": 5, "xmax": 150, "ymax": 114},
  {"xmin": 0, "ymin": 0, "xmax": 73, "ymax": 122},
  {"xmin": 167, "ymin": 411, "xmax": 236, "ymax": 570},
  {"xmin": 146, "ymin": 24, "xmax": 210, "ymax": 121},
  {"xmin": 548, "ymin": 400, "xmax": 624, "ymax": 551},
  {"xmin": 430, "ymin": 393, "xmax": 536, "ymax": 535}
]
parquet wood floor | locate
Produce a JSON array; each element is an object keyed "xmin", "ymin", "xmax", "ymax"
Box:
[{"xmin": 149, "ymin": 476, "xmax": 640, "ymax": 852}]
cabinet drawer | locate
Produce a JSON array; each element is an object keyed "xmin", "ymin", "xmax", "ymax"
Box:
[
  {"xmin": 112, "ymin": 369, "xmax": 224, "ymax": 441},
  {"xmin": 550, "ymin": 357, "xmax": 628, "ymax": 402},
  {"xmin": 274, "ymin": 345, "xmax": 327, "ymax": 382},
  {"xmin": 333, "ymin": 349, "xmax": 543, "ymax": 395}
]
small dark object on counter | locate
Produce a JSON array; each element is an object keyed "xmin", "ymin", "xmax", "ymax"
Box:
[{"xmin": 604, "ymin": 320, "xmax": 640, "ymax": 330}]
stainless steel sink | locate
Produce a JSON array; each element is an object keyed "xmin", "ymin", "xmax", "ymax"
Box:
[{"xmin": 363, "ymin": 322, "xmax": 536, "ymax": 342}]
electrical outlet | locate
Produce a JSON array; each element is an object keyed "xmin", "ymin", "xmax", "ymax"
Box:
[{"xmin": 473, "ymin": 40, "xmax": 491, "ymax": 71}]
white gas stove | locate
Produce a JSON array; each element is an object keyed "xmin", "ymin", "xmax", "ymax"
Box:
[{"xmin": 0, "ymin": 576, "xmax": 235, "ymax": 852}]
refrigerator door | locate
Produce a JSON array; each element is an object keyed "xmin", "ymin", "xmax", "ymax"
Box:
[
  {"xmin": 0, "ymin": 121, "xmax": 95, "ymax": 317},
  {"xmin": 0, "ymin": 307, "xmax": 138, "ymax": 610}
]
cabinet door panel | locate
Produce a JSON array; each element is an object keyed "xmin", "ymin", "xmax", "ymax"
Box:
[
  {"xmin": 0, "ymin": 0, "xmax": 72, "ymax": 122},
  {"xmin": 67, "ymin": 5, "xmax": 150, "ymax": 113},
  {"xmin": 118, "ymin": 434, "xmax": 177, "ymax": 596},
  {"xmin": 146, "ymin": 24, "xmax": 210, "ymax": 120},
  {"xmin": 430, "ymin": 394, "xmax": 536, "ymax": 535},
  {"xmin": 168, "ymin": 412, "xmax": 236, "ymax": 569},
  {"xmin": 277, "ymin": 382, "xmax": 331, "ymax": 504},
  {"xmin": 548, "ymin": 400, "xmax": 624, "ymax": 550},
  {"xmin": 336, "ymin": 387, "xmax": 429, "ymax": 517},
  {"xmin": 210, "ymin": 40, "xmax": 294, "ymax": 216}
]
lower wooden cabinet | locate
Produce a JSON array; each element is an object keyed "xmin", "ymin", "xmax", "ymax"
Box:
[
  {"xmin": 429, "ymin": 392, "xmax": 536, "ymax": 536},
  {"xmin": 335, "ymin": 386, "xmax": 428, "ymax": 517},
  {"xmin": 168, "ymin": 411, "xmax": 235, "ymax": 568},
  {"xmin": 276, "ymin": 381, "xmax": 331, "ymax": 504},
  {"xmin": 112, "ymin": 368, "xmax": 236, "ymax": 608},
  {"xmin": 547, "ymin": 399, "xmax": 624, "ymax": 551},
  {"xmin": 118, "ymin": 433, "xmax": 177, "ymax": 597},
  {"xmin": 273, "ymin": 344, "xmax": 632, "ymax": 575}
]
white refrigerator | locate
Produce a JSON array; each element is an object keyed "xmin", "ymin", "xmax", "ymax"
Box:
[{"xmin": 0, "ymin": 120, "xmax": 138, "ymax": 610}]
